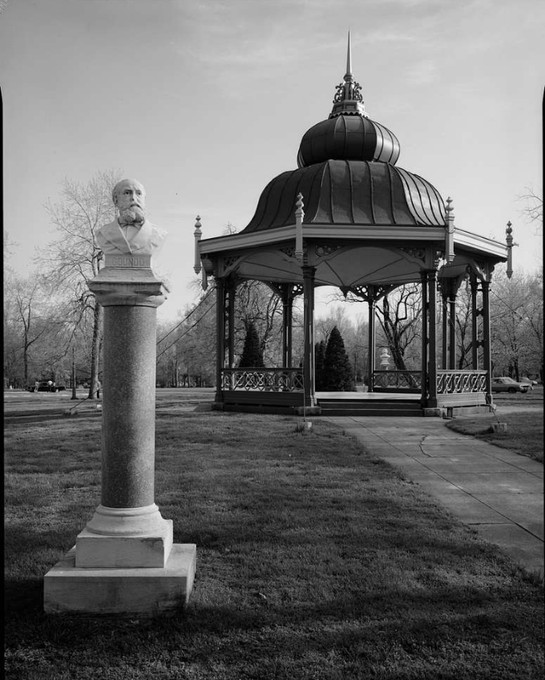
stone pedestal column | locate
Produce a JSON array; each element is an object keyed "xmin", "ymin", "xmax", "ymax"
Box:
[{"xmin": 44, "ymin": 256, "xmax": 196, "ymax": 615}]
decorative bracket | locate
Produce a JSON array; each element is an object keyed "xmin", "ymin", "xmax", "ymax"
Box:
[
  {"xmin": 193, "ymin": 215, "xmax": 202, "ymax": 275},
  {"xmin": 295, "ymin": 193, "xmax": 305, "ymax": 263},
  {"xmin": 445, "ymin": 197, "xmax": 455, "ymax": 263},
  {"xmin": 505, "ymin": 221, "xmax": 517, "ymax": 279}
]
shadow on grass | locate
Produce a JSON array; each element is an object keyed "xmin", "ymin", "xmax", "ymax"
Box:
[{"xmin": 5, "ymin": 573, "xmax": 539, "ymax": 676}]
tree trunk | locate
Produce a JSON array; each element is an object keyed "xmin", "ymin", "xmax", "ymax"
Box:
[{"xmin": 88, "ymin": 300, "xmax": 103, "ymax": 399}]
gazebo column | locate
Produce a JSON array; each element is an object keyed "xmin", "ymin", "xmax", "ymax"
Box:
[
  {"xmin": 215, "ymin": 277, "xmax": 226, "ymax": 402},
  {"xmin": 421, "ymin": 269, "xmax": 438, "ymax": 409},
  {"xmin": 226, "ymin": 279, "xmax": 236, "ymax": 370},
  {"xmin": 441, "ymin": 291, "xmax": 448, "ymax": 370},
  {"xmin": 470, "ymin": 277, "xmax": 479, "ymax": 369},
  {"xmin": 302, "ymin": 265, "xmax": 316, "ymax": 408},
  {"xmin": 367, "ymin": 289, "xmax": 377, "ymax": 392},
  {"xmin": 281, "ymin": 285, "xmax": 294, "ymax": 368},
  {"xmin": 448, "ymin": 281, "xmax": 457, "ymax": 370},
  {"xmin": 420, "ymin": 272, "xmax": 428, "ymax": 405},
  {"xmin": 428, "ymin": 270, "xmax": 438, "ymax": 408},
  {"xmin": 482, "ymin": 278, "xmax": 492, "ymax": 404}
]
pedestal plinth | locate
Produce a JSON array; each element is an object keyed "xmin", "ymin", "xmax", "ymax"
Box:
[{"xmin": 44, "ymin": 257, "xmax": 196, "ymax": 615}]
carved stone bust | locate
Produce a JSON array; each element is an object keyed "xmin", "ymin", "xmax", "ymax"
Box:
[{"xmin": 96, "ymin": 179, "xmax": 166, "ymax": 258}]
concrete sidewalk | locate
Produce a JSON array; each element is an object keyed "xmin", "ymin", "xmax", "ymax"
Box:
[{"xmin": 324, "ymin": 415, "xmax": 544, "ymax": 580}]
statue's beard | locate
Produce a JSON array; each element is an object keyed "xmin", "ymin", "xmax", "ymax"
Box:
[{"xmin": 118, "ymin": 205, "xmax": 145, "ymax": 226}]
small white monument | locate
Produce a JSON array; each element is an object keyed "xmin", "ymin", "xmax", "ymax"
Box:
[
  {"xmin": 44, "ymin": 179, "xmax": 196, "ymax": 615},
  {"xmin": 379, "ymin": 347, "xmax": 391, "ymax": 369}
]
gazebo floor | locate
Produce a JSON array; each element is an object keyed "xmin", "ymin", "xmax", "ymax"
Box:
[{"xmin": 218, "ymin": 390, "xmax": 490, "ymax": 417}]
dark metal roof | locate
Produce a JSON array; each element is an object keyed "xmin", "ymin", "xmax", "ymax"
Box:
[
  {"xmin": 297, "ymin": 115, "xmax": 400, "ymax": 167},
  {"xmin": 242, "ymin": 160, "xmax": 446, "ymax": 233}
]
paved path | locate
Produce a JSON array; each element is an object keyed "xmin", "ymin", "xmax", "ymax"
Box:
[{"xmin": 324, "ymin": 415, "xmax": 544, "ymax": 580}]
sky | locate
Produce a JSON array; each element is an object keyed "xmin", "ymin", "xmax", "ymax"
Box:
[{"xmin": 1, "ymin": 0, "xmax": 543, "ymax": 324}]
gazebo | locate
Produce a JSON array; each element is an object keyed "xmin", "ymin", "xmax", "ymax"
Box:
[{"xmin": 194, "ymin": 37, "xmax": 513, "ymax": 417}]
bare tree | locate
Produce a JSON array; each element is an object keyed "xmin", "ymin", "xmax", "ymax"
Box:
[
  {"xmin": 454, "ymin": 280, "xmax": 474, "ymax": 370},
  {"xmin": 490, "ymin": 269, "xmax": 543, "ymax": 380},
  {"xmin": 42, "ymin": 170, "xmax": 122, "ymax": 398},
  {"xmin": 518, "ymin": 188, "xmax": 543, "ymax": 229},
  {"xmin": 3, "ymin": 273, "xmax": 62, "ymax": 387},
  {"xmin": 234, "ymin": 281, "xmax": 283, "ymax": 365},
  {"xmin": 376, "ymin": 284, "xmax": 422, "ymax": 371}
]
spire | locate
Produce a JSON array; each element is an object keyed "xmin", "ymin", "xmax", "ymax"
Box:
[
  {"xmin": 330, "ymin": 31, "xmax": 366, "ymax": 118},
  {"xmin": 346, "ymin": 29, "xmax": 352, "ymax": 77}
]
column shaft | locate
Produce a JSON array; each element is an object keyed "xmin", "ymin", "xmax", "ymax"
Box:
[
  {"xmin": 302, "ymin": 266, "xmax": 316, "ymax": 407},
  {"xmin": 367, "ymin": 294, "xmax": 376, "ymax": 392},
  {"xmin": 482, "ymin": 280, "xmax": 492, "ymax": 404},
  {"xmin": 420, "ymin": 272, "xmax": 428, "ymax": 405},
  {"xmin": 215, "ymin": 278, "xmax": 226, "ymax": 401},
  {"xmin": 428, "ymin": 270, "xmax": 438, "ymax": 408},
  {"xmin": 101, "ymin": 305, "xmax": 157, "ymax": 508}
]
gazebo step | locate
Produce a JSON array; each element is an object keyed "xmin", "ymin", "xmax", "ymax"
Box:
[{"xmin": 318, "ymin": 400, "xmax": 423, "ymax": 417}]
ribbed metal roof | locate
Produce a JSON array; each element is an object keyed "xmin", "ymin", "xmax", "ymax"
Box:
[
  {"xmin": 297, "ymin": 115, "xmax": 400, "ymax": 167},
  {"xmin": 242, "ymin": 160, "xmax": 446, "ymax": 233}
]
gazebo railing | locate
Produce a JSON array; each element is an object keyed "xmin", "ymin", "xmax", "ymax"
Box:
[
  {"xmin": 437, "ymin": 370, "xmax": 487, "ymax": 394},
  {"xmin": 373, "ymin": 370, "xmax": 422, "ymax": 391},
  {"xmin": 373, "ymin": 369, "xmax": 487, "ymax": 394},
  {"xmin": 221, "ymin": 368, "xmax": 487, "ymax": 396},
  {"xmin": 221, "ymin": 368, "xmax": 304, "ymax": 392}
]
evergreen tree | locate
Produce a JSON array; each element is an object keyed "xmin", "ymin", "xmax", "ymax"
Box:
[
  {"xmin": 238, "ymin": 322, "xmax": 265, "ymax": 368},
  {"xmin": 315, "ymin": 340, "xmax": 326, "ymax": 390},
  {"xmin": 323, "ymin": 326, "xmax": 355, "ymax": 391}
]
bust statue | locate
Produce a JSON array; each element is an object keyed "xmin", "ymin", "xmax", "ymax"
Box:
[{"xmin": 96, "ymin": 179, "xmax": 166, "ymax": 258}]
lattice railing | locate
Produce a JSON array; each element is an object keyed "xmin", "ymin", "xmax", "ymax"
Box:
[
  {"xmin": 373, "ymin": 370, "xmax": 422, "ymax": 390},
  {"xmin": 437, "ymin": 370, "xmax": 487, "ymax": 394},
  {"xmin": 221, "ymin": 368, "xmax": 304, "ymax": 392}
]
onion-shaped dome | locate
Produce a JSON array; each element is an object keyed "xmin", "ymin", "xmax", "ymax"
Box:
[
  {"xmin": 243, "ymin": 160, "xmax": 446, "ymax": 233},
  {"xmin": 297, "ymin": 34, "xmax": 400, "ymax": 167},
  {"xmin": 297, "ymin": 115, "xmax": 400, "ymax": 167}
]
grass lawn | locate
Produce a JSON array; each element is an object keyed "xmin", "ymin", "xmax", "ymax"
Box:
[
  {"xmin": 445, "ymin": 388, "xmax": 544, "ymax": 463},
  {"xmin": 4, "ymin": 410, "xmax": 544, "ymax": 680}
]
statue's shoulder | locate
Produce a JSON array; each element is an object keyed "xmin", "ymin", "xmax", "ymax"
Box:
[
  {"xmin": 97, "ymin": 220, "xmax": 119, "ymax": 236},
  {"xmin": 147, "ymin": 222, "xmax": 167, "ymax": 242}
]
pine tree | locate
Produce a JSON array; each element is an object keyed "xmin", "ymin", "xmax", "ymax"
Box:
[
  {"xmin": 315, "ymin": 340, "xmax": 326, "ymax": 390},
  {"xmin": 238, "ymin": 322, "xmax": 265, "ymax": 368},
  {"xmin": 323, "ymin": 326, "xmax": 355, "ymax": 391}
]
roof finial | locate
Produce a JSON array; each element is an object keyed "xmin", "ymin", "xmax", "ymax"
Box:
[
  {"xmin": 346, "ymin": 29, "xmax": 352, "ymax": 77},
  {"xmin": 330, "ymin": 32, "xmax": 366, "ymax": 118}
]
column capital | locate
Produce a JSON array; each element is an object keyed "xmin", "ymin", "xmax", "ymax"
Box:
[{"xmin": 89, "ymin": 264, "xmax": 168, "ymax": 308}]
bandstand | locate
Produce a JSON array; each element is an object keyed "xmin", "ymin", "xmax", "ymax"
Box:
[{"xmin": 193, "ymin": 38, "xmax": 513, "ymax": 417}]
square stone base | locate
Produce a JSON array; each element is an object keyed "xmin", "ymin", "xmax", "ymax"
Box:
[
  {"xmin": 76, "ymin": 520, "xmax": 173, "ymax": 568},
  {"xmin": 44, "ymin": 543, "xmax": 196, "ymax": 616}
]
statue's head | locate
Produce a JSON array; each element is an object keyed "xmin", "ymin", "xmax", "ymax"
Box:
[{"xmin": 112, "ymin": 179, "xmax": 146, "ymax": 226}]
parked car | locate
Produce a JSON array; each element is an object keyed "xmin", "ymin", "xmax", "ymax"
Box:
[
  {"xmin": 491, "ymin": 377, "xmax": 530, "ymax": 394},
  {"xmin": 28, "ymin": 381, "xmax": 65, "ymax": 393}
]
